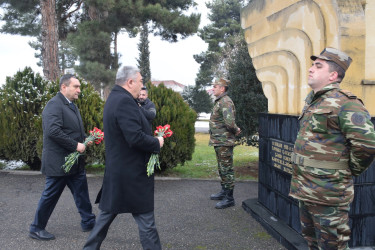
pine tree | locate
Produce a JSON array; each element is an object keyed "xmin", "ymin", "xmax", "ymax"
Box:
[
  {"xmin": 137, "ymin": 23, "xmax": 151, "ymax": 84},
  {"xmin": 0, "ymin": 0, "xmax": 83, "ymax": 80},
  {"xmin": 194, "ymin": 0, "xmax": 245, "ymax": 87},
  {"xmin": 69, "ymin": 0, "xmax": 201, "ymax": 91},
  {"xmin": 68, "ymin": 20, "xmax": 116, "ymax": 90},
  {"xmin": 147, "ymin": 83, "xmax": 196, "ymax": 171}
]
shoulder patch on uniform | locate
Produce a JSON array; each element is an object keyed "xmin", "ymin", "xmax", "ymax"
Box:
[{"xmin": 351, "ymin": 112, "xmax": 366, "ymax": 126}]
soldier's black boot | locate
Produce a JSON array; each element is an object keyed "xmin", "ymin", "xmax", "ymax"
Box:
[
  {"xmin": 210, "ymin": 188, "xmax": 226, "ymax": 200},
  {"xmin": 215, "ymin": 189, "xmax": 235, "ymax": 209}
]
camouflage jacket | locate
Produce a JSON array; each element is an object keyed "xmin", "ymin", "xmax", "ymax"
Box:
[
  {"xmin": 289, "ymin": 83, "xmax": 375, "ymax": 206},
  {"xmin": 209, "ymin": 93, "xmax": 239, "ymax": 146}
]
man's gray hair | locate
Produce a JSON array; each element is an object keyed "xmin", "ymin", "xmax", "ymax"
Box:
[{"xmin": 116, "ymin": 66, "xmax": 140, "ymax": 86}]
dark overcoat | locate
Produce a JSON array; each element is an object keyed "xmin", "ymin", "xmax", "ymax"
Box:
[
  {"xmin": 99, "ymin": 85, "xmax": 160, "ymax": 214},
  {"xmin": 41, "ymin": 92, "xmax": 86, "ymax": 176}
]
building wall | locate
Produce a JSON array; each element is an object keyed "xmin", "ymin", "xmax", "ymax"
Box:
[{"xmin": 241, "ymin": 0, "xmax": 375, "ymax": 115}]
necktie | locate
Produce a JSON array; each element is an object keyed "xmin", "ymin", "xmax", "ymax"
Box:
[{"xmin": 69, "ymin": 102, "xmax": 76, "ymax": 111}]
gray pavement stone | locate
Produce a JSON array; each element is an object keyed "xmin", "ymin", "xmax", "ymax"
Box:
[{"xmin": 0, "ymin": 172, "xmax": 285, "ymax": 250}]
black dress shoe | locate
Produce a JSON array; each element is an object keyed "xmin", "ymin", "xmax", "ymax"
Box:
[
  {"xmin": 29, "ymin": 230, "xmax": 55, "ymax": 241},
  {"xmin": 82, "ymin": 224, "xmax": 95, "ymax": 232}
]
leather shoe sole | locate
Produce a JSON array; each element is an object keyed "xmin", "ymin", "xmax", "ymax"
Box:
[{"xmin": 29, "ymin": 230, "xmax": 55, "ymax": 241}]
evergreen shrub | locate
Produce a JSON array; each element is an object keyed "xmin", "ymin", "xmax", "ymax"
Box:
[
  {"xmin": 0, "ymin": 67, "xmax": 50, "ymax": 170},
  {"xmin": 147, "ymin": 83, "xmax": 196, "ymax": 172}
]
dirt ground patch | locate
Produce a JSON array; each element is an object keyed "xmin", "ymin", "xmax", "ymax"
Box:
[{"xmin": 234, "ymin": 161, "xmax": 259, "ymax": 179}]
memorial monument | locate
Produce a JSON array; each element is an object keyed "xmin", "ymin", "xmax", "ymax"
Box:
[{"xmin": 240, "ymin": 0, "xmax": 375, "ymax": 248}]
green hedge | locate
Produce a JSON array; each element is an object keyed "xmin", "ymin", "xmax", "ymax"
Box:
[{"xmin": 148, "ymin": 83, "xmax": 196, "ymax": 171}]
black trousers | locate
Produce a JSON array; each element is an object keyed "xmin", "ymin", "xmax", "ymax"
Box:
[
  {"xmin": 30, "ymin": 170, "xmax": 95, "ymax": 232},
  {"xmin": 83, "ymin": 210, "xmax": 161, "ymax": 250}
]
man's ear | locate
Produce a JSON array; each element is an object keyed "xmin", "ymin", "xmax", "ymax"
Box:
[
  {"xmin": 60, "ymin": 84, "xmax": 66, "ymax": 92},
  {"xmin": 127, "ymin": 78, "xmax": 133, "ymax": 88},
  {"xmin": 329, "ymin": 71, "xmax": 338, "ymax": 81}
]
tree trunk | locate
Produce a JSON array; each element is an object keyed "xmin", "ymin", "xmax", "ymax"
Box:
[{"xmin": 40, "ymin": 0, "xmax": 60, "ymax": 81}]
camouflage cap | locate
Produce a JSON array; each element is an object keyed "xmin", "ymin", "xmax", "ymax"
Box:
[
  {"xmin": 311, "ymin": 47, "xmax": 352, "ymax": 71},
  {"xmin": 212, "ymin": 78, "xmax": 230, "ymax": 87}
]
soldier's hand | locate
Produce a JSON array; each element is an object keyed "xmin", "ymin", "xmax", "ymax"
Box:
[
  {"xmin": 157, "ymin": 137, "xmax": 164, "ymax": 148},
  {"xmin": 77, "ymin": 142, "xmax": 86, "ymax": 153}
]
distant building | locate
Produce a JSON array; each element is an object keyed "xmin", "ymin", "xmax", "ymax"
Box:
[{"xmin": 151, "ymin": 80, "xmax": 185, "ymax": 93}]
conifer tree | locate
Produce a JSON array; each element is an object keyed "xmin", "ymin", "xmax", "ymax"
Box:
[
  {"xmin": 137, "ymin": 23, "xmax": 151, "ymax": 84},
  {"xmin": 194, "ymin": 0, "xmax": 245, "ymax": 87},
  {"xmin": 147, "ymin": 83, "xmax": 196, "ymax": 171}
]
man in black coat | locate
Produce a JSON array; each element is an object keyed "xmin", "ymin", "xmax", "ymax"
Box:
[
  {"xmin": 83, "ymin": 66, "xmax": 164, "ymax": 250},
  {"xmin": 29, "ymin": 74, "xmax": 96, "ymax": 241}
]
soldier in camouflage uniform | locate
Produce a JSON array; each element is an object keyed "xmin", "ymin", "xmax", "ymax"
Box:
[
  {"xmin": 209, "ymin": 78, "xmax": 241, "ymax": 209},
  {"xmin": 289, "ymin": 47, "xmax": 375, "ymax": 249}
]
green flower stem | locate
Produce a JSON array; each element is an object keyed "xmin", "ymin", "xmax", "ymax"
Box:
[
  {"xmin": 147, "ymin": 135, "xmax": 163, "ymax": 177},
  {"xmin": 61, "ymin": 135, "xmax": 95, "ymax": 173}
]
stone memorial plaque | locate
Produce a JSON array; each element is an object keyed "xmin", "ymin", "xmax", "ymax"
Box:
[{"xmin": 270, "ymin": 139, "xmax": 294, "ymax": 174}]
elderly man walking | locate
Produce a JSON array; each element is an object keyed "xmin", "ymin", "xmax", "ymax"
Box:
[{"xmin": 83, "ymin": 66, "xmax": 164, "ymax": 250}]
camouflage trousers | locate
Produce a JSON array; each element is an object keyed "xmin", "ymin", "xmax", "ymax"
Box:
[
  {"xmin": 299, "ymin": 200, "xmax": 351, "ymax": 250},
  {"xmin": 214, "ymin": 146, "xmax": 235, "ymax": 190}
]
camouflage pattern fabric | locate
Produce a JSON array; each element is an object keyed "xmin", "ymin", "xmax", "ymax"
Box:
[
  {"xmin": 209, "ymin": 93, "xmax": 239, "ymax": 146},
  {"xmin": 214, "ymin": 146, "xmax": 235, "ymax": 190},
  {"xmin": 290, "ymin": 83, "xmax": 375, "ymax": 206},
  {"xmin": 299, "ymin": 200, "xmax": 350, "ymax": 250}
]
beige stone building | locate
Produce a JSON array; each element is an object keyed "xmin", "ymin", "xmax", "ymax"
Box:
[{"xmin": 241, "ymin": 0, "xmax": 375, "ymax": 115}]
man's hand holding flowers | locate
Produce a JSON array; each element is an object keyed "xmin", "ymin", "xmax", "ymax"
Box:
[
  {"xmin": 147, "ymin": 124, "xmax": 173, "ymax": 177},
  {"xmin": 62, "ymin": 127, "xmax": 104, "ymax": 173}
]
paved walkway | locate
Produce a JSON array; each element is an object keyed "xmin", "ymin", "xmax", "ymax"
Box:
[{"xmin": 0, "ymin": 171, "xmax": 285, "ymax": 250}]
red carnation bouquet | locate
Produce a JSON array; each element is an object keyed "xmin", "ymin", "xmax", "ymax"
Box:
[
  {"xmin": 62, "ymin": 127, "xmax": 104, "ymax": 173},
  {"xmin": 147, "ymin": 124, "xmax": 173, "ymax": 177}
]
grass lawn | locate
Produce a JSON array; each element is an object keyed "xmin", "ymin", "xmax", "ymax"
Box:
[{"xmin": 160, "ymin": 133, "xmax": 259, "ymax": 181}]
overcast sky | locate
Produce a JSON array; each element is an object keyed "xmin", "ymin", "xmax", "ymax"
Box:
[{"xmin": 0, "ymin": 0, "xmax": 209, "ymax": 87}]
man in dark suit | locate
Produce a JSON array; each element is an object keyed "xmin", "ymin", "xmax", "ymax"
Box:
[
  {"xmin": 29, "ymin": 74, "xmax": 96, "ymax": 241},
  {"xmin": 83, "ymin": 66, "xmax": 164, "ymax": 250}
]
